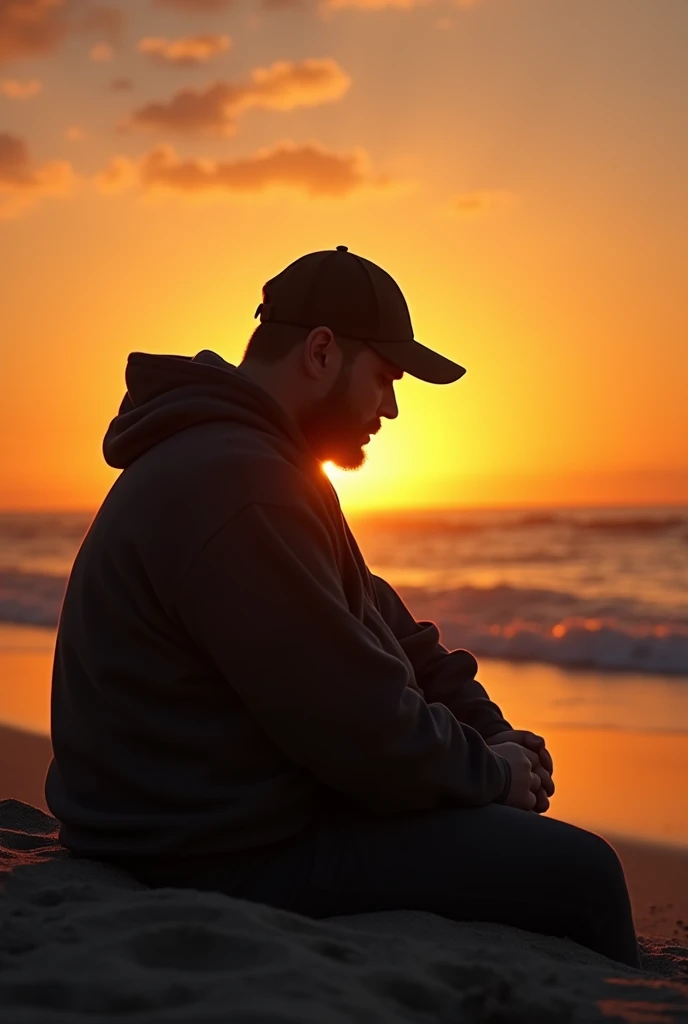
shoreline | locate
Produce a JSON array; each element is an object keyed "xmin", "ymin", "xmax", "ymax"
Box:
[{"xmin": 1, "ymin": 722, "xmax": 686, "ymax": 944}]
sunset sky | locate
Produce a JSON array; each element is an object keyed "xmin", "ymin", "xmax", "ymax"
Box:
[{"xmin": 2, "ymin": 0, "xmax": 687, "ymax": 512}]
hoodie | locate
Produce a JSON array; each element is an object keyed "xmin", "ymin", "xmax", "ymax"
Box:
[{"xmin": 45, "ymin": 349, "xmax": 513, "ymax": 861}]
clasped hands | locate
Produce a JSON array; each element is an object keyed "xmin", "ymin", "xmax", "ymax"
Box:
[{"xmin": 485, "ymin": 729, "xmax": 555, "ymax": 813}]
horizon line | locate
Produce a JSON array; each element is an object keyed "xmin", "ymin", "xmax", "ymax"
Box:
[{"xmin": 1, "ymin": 499, "xmax": 687, "ymax": 517}]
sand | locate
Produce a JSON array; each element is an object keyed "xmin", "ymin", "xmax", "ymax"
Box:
[
  {"xmin": 0, "ymin": 801, "xmax": 687, "ymax": 1024},
  {"xmin": 1, "ymin": 725, "xmax": 687, "ymax": 1022}
]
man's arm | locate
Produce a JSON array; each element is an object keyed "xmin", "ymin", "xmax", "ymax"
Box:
[
  {"xmin": 175, "ymin": 502, "xmax": 511, "ymax": 813},
  {"xmin": 370, "ymin": 573, "xmax": 513, "ymax": 739}
]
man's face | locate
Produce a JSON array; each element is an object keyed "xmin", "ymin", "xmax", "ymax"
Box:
[{"xmin": 298, "ymin": 345, "xmax": 403, "ymax": 470}]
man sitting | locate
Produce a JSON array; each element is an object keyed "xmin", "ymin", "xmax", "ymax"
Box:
[{"xmin": 45, "ymin": 246, "xmax": 640, "ymax": 969}]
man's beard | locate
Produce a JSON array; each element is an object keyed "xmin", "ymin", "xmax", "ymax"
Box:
[{"xmin": 297, "ymin": 364, "xmax": 372, "ymax": 470}]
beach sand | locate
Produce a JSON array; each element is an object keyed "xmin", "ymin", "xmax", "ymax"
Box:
[
  {"xmin": 1, "ymin": 792, "xmax": 687, "ymax": 1023},
  {"xmin": 0, "ymin": 721, "xmax": 687, "ymax": 1022}
]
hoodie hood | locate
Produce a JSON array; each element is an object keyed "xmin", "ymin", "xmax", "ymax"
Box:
[{"xmin": 103, "ymin": 350, "xmax": 312, "ymax": 471}]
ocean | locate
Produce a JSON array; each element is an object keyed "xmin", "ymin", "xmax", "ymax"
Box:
[
  {"xmin": 3, "ymin": 504, "xmax": 686, "ymax": 676},
  {"xmin": 1, "ymin": 504, "xmax": 687, "ymax": 846},
  {"xmin": 349, "ymin": 504, "xmax": 688, "ymax": 677}
]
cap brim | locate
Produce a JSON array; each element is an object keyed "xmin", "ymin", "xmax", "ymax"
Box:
[{"xmin": 365, "ymin": 338, "xmax": 466, "ymax": 385}]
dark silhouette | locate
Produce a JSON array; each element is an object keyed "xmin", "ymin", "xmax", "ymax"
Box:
[{"xmin": 45, "ymin": 247, "xmax": 640, "ymax": 969}]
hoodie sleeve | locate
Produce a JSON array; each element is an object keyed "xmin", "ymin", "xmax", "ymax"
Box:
[
  {"xmin": 175, "ymin": 501, "xmax": 511, "ymax": 813},
  {"xmin": 370, "ymin": 573, "xmax": 513, "ymax": 740}
]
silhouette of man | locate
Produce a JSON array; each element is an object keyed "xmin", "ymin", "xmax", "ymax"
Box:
[{"xmin": 46, "ymin": 246, "xmax": 640, "ymax": 969}]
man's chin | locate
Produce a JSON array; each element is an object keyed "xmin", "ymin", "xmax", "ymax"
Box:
[{"xmin": 322, "ymin": 445, "xmax": 367, "ymax": 471}]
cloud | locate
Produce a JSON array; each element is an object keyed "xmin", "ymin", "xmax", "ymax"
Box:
[
  {"xmin": 154, "ymin": 0, "xmax": 233, "ymax": 11},
  {"xmin": 261, "ymin": 0, "xmax": 308, "ymax": 9},
  {"xmin": 323, "ymin": 0, "xmax": 431, "ymax": 9},
  {"xmin": 0, "ymin": 131, "xmax": 74, "ymax": 218},
  {"xmin": 90, "ymin": 41, "xmax": 113, "ymax": 61},
  {"xmin": 77, "ymin": 5, "xmax": 123, "ymax": 42},
  {"xmin": 317, "ymin": 0, "xmax": 478, "ymax": 12},
  {"xmin": 65, "ymin": 124, "xmax": 85, "ymax": 140},
  {"xmin": 0, "ymin": 1, "xmax": 124, "ymax": 65},
  {"xmin": 0, "ymin": 0, "xmax": 68, "ymax": 63},
  {"xmin": 137, "ymin": 34, "xmax": 231, "ymax": 67},
  {"xmin": 449, "ymin": 189, "xmax": 516, "ymax": 215},
  {"xmin": 93, "ymin": 153, "xmax": 137, "ymax": 193},
  {"xmin": 95, "ymin": 140, "xmax": 396, "ymax": 199},
  {"xmin": 110, "ymin": 76, "xmax": 133, "ymax": 91},
  {"xmin": 125, "ymin": 58, "xmax": 350, "ymax": 136},
  {"xmin": 0, "ymin": 78, "xmax": 42, "ymax": 98}
]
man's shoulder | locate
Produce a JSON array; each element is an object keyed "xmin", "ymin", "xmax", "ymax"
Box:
[
  {"xmin": 133, "ymin": 421, "xmax": 321, "ymax": 508},
  {"xmin": 99, "ymin": 424, "xmax": 336, "ymax": 591}
]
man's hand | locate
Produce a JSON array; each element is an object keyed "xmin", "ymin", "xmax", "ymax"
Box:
[{"xmin": 486, "ymin": 730, "xmax": 555, "ymax": 813}]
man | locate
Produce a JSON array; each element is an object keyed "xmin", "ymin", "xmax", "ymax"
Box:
[{"xmin": 45, "ymin": 246, "xmax": 640, "ymax": 968}]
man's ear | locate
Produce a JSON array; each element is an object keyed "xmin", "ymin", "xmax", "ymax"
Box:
[{"xmin": 303, "ymin": 327, "xmax": 336, "ymax": 378}]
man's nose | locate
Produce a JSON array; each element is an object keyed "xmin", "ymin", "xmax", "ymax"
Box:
[{"xmin": 380, "ymin": 393, "xmax": 399, "ymax": 420}]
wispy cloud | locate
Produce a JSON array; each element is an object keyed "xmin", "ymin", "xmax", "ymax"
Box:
[
  {"xmin": 261, "ymin": 0, "xmax": 308, "ymax": 9},
  {"xmin": 94, "ymin": 154, "xmax": 137, "ymax": 193},
  {"xmin": 0, "ymin": 132, "xmax": 74, "ymax": 219},
  {"xmin": 90, "ymin": 41, "xmax": 114, "ymax": 61},
  {"xmin": 323, "ymin": 0, "xmax": 432, "ymax": 10},
  {"xmin": 77, "ymin": 5, "xmax": 123, "ymax": 43},
  {"xmin": 262, "ymin": 0, "xmax": 478, "ymax": 12},
  {"xmin": 0, "ymin": 78, "xmax": 42, "ymax": 99},
  {"xmin": 124, "ymin": 59, "xmax": 351, "ymax": 136},
  {"xmin": 0, "ymin": 0, "xmax": 68, "ymax": 63},
  {"xmin": 95, "ymin": 141, "xmax": 397, "ymax": 199},
  {"xmin": 110, "ymin": 76, "xmax": 133, "ymax": 91},
  {"xmin": 449, "ymin": 189, "xmax": 516, "ymax": 215},
  {"xmin": 0, "ymin": 1, "xmax": 124, "ymax": 65},
  {"xmin": 137, "ymin": 34, "xmax": 231, "ymax": 67},
  {"xmin": 154, "ymin": 0, "xmax": 234, "ymax": 11}
]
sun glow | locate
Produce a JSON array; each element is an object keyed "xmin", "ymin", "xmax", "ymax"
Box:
[{"xmin": 1, "ymin": 0, "xmax": 687, "ymax": 512}]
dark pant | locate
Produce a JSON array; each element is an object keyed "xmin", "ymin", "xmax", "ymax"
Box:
[{"xmin": 112, "ymin": 804, "xmax": 642, "ymax": 970}]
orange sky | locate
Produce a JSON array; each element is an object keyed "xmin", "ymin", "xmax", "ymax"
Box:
[{"xmin": 1, "ymin": 0, "xmax": 687, "ymax": 512}]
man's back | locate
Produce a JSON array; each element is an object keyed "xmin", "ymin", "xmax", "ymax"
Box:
[
  {"xmin": 45, "ymin": 405, "xmax": 334, "ymax": 859},
  {"xmin": 46, "ymin": 349, "xmax": 511, "ymax": 861}
]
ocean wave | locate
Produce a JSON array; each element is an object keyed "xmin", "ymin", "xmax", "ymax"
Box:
[
  {"xmin": 573, "ymin": 515, "xmax": 687, "ymax": 534},
  {"xmin": 352, "ymin": 515, "xmax": 487, "ymax": 535},
  {"xmin": 3, "ymin": 570, "xmax": 687, "ymax": 676},
  {"xmin": 395, "ymin": 583, "xmax": 660, "ymax": 622},
  {"xmin": 0, "ymin": 513, "xmax": 92, "ymax": 543},
  {"xmin": 436, "ymin": 619, "xmax": 688, "ymax": 675},
  {"xmin": 351, "ymin": 510, "xmax": 688, "ymax": 536},
  {"xmin": 0, "ymin": 571, "xmax": 66, "ymax": 628},
  {"xmin": 395, "ymin": 584, "xmax": 688, "ymax": 676}
]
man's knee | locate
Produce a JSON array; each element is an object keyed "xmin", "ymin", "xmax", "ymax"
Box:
[{"xmin": 571, "ymin": 828, "xmax": 628, "ymax": 894}]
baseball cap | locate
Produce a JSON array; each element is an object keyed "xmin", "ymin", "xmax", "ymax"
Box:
[{"xmin": 253, "ymin": 245, "xmax": 466, "ymax": 385}]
